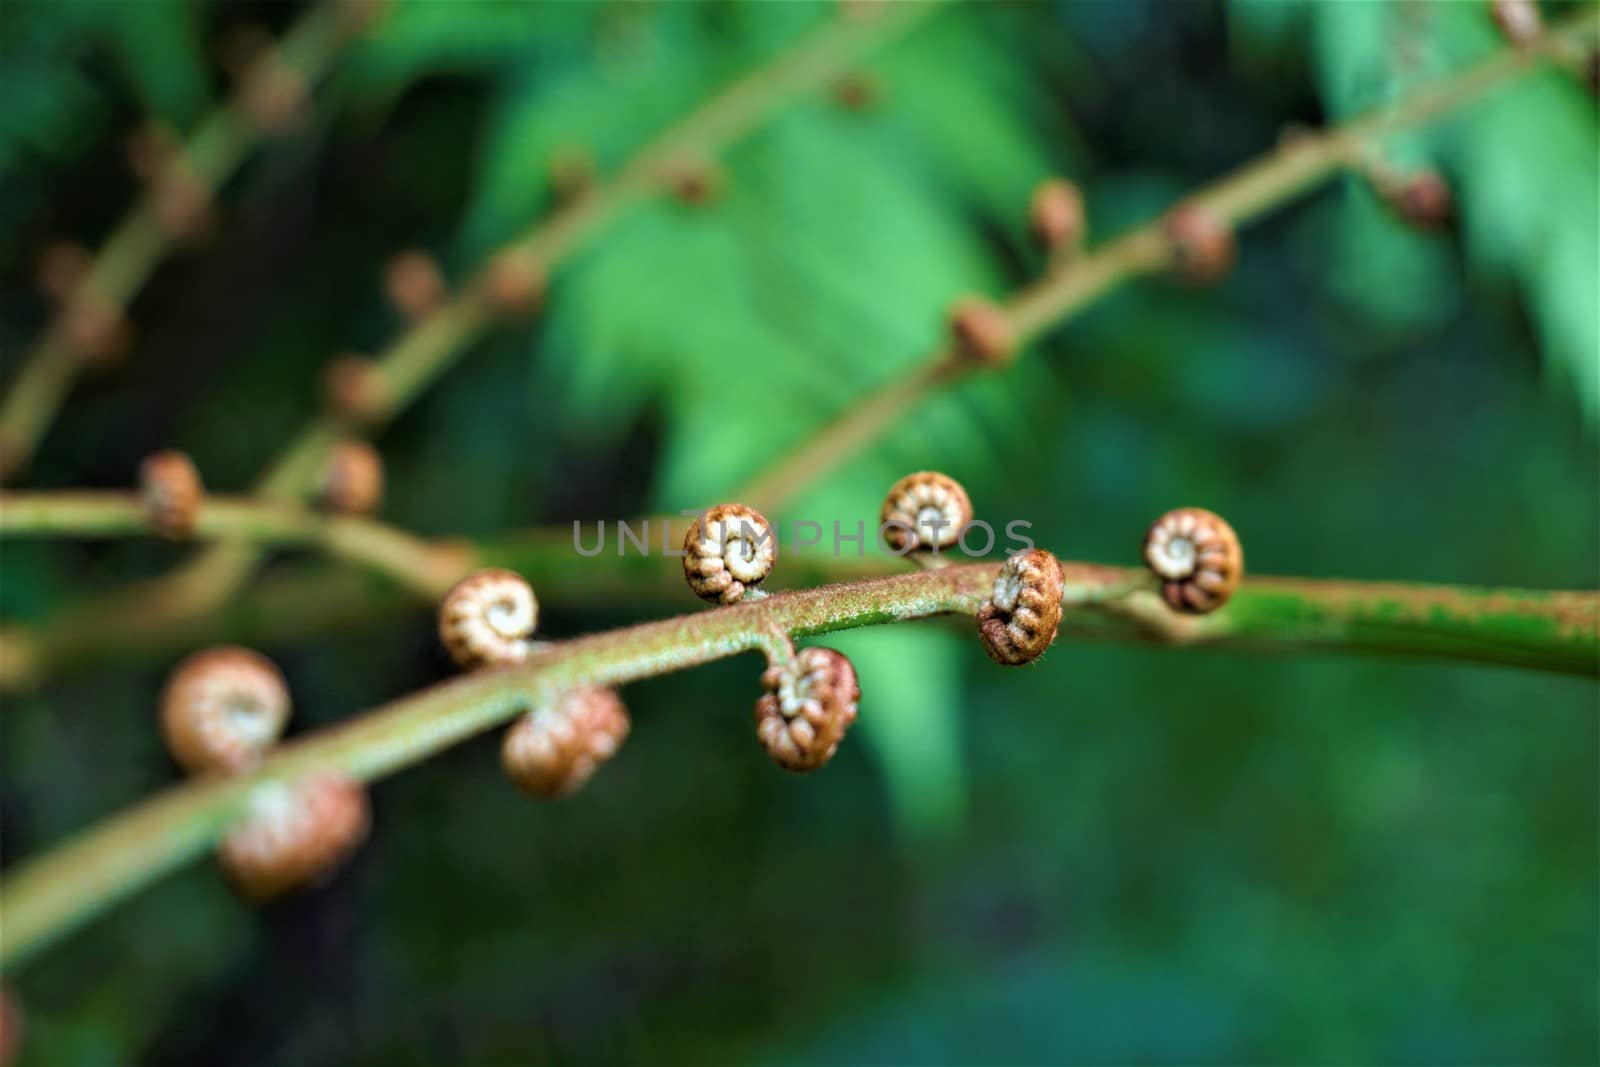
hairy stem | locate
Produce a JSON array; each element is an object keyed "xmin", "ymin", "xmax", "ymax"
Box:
[
  {"xmin": 0, "ymin": 5, "xmax": 349, "ymax": 482},
  {"xmin": 1, "ymin": 559, "xmax": 1593, "ymax": 970},
  {"xmin": 734, "ymin": 9, "xmax": 1600, "ymax": 513},
  {"xmin": 4, "ymin": 502, "xmax": 1596, "ymax": 687}
]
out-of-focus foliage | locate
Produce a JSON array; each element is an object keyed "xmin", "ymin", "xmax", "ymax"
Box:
[
  {"xmin": 1233, "ymin": 0, "xmax": 1600, "ymax": 418},
  {"xmin": 1, "ymin": 1, "xmax": 1596, "ymax": 1064}
]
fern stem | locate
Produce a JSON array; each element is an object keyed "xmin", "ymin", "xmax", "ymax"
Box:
[
  {"xmin": 0, "ymin": 5, "xmax": 350, "ymax": 483},
  {"xmin": 733, "ymin": 7, "xmax": 1600, "ymax": 513},
  {"xmin": 1, "ymin": 560, "xmax": 1592, "ymax": 970}
]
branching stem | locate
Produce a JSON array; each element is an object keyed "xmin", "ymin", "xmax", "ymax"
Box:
[{"xmin": 1, "ymin": 558, "xmax": 1594, "ymax": 970}]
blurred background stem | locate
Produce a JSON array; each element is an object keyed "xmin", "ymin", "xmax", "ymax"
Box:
[
  {"xmin": 123, "ymin": 0, "xmax": 944, "ymax": 630},
  {"xmin": 0, "ymin": 4, "xmax": 350, "ymax": 483},
  {"xmin": 734, "ymin": 5, "xmax": 1600, "ymax": 514}
]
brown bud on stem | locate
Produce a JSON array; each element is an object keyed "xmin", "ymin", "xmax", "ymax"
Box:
[
  {"xmin": 683, "ymin": 504, "xmax": 777, "ymax": 604},
  {"xmin": 661, "ymin": 155, "xmax": 724, "ymax": 206},
  {"xmin": 830, "ymin": 72, "xmax": 879, "ymax": 112},
  {"xmin": 483, "ymin": 250, "xmax": 546, "ymax": 318},
  {"xmin": 383, "ymin": 250, "xmax": 446, "ymax": 322},
  {"xmin": 976, "ymin": 549, "xmax": 1065, "ymax": 665},
  {"xmin": 240, "ymin": 57, "xmax": 309, "ymax": 133},
  {"xmin": 36, "ymin": 241, "xmax": 91, "ymax": 303},
  {"xmin": 62, "ymin": 289, "xmax": 131, "ymax": 365},
  {"xmin": 548, "ymin": 144, "xmax": 597, "ymax": 205},
  {"xmin": 150, "ymin": 164, "xmax": 215, "ymax": 242},
  {"xmin": 1163, "ymin": 203, "xmax": 1235, "ymax": 285},
  {"xmin": 755, "ymin": 647, "xmax": 860, "ymax": 772},
  {"xmin": 160, "ymin": 647, "xmax": 291, "ymax": 774},
  {"xmin": 0, "ymin": 985, "xmax": 22, "ymax": 1067},
  {"xmin": 879, "ymin": 471, "xmax": 973, "ymax": 555},
  {"xmin": 139, "ymin": 449, "xmax": 204, "ymax": 539},
  {"xmin": 947, "ymin": 296, "xmax": 1016, "ymax": 367},
  {"xmin": 322, "ymin": 353, "xmax": 390, "ymax": 425},
  {"xmin": 217, "ymin": 775, "xmax": 370, "ymax": 900},
  {"xmin": 320, "ymin": 439, "xmax": 385, "ymax": 516},
  {"xmin": 1384, "ymin": 169, "xmax": 1455, "ymax": 230},
  {"xmin": 1143, "ymin": 507, "xmax": 1243, "ymax": 615},
  {"xmin": 1029, "ymin": 178, "xmax": 1086, "ymax": 254},
  {"xmin": 439, "ymin": 568, "xmax": 538, "ymax": 668},
  {"xmin": 126, "ymin": 122, "xmax": 180, "ymax": 181},
  {"xmin": 501, "ymin": 687, "xmax": 631, "ymax": 797}
]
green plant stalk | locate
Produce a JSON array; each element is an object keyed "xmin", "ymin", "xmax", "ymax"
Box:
[
  {"xmin": 2, "ymin": 558, "xmax": 1593, "ymax": 971},
  {"xmin": 0, "ymin": 490, "xmax": 466, "ymax": 597},
  {"xmin": 734, "ymin": 8, "xmax": 1600, "ymax": 513},
  {"xmin": 149, "ymin": 0, "xmax": 944, "ymax": 618},
  {"xmin": 5, "ymin": 496, "xmax": 1597, "ymax": 684},
  {"xmin": 0, "ymin": 5, "xmax": 348, "ymax": 483}
]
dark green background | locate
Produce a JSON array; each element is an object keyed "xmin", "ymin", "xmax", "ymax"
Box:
[{"xmin": 1, "ymin": 1, "xmax": 1596, "ymax": 1064}]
